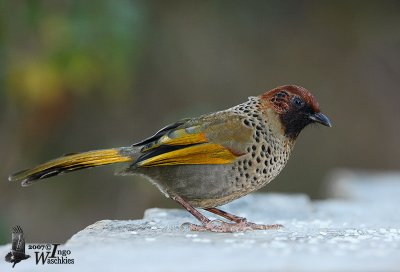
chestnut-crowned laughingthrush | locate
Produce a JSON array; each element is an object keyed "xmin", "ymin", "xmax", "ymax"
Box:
[{"xmin": 9, "ymin": 85, "xmax": 332, "ymax": 232}]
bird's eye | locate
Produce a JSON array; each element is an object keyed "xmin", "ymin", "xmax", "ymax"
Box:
[{"xmin": 292, "ymin": 97, "xmax": 304, "ymax": 107}]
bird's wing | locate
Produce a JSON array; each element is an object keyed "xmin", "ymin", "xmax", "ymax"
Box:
[
  {"xmin": 133, "ymin": 112, "xmax": 253, "ymax": 167},
  {"xmin": 5, "ymin": 252, "xmax": 13, "ymax": 262},
  {"xmin": 11, "ymin": 226, "xmax": 25, "ymax": 253},
  {"xmin": 131, "ymin": 118, "xmax": 191, "ymax": 147}
]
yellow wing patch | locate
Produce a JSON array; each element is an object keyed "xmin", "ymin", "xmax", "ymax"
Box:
[
  {"xmin": 137, "ymin": 143, "xmax": 237, "ymax": 167},
  {"xmin": 141, "ymin": 128, "xmax": 207, "ymax": 152}
]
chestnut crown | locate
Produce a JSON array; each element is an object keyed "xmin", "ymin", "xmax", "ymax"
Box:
[{"xmin": 261, "ymin": 85, "xmax": 331, "ymax": 139}]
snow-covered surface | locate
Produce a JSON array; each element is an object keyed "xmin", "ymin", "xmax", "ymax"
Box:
[{"xmin": 1, "ymin": 170, "xmax": 400, "ymax": 271}]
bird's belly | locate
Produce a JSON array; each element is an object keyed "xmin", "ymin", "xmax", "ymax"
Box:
[
  {"xmin": 137, "ymin": 164, "xmax": 236, "ymax": 205},
  {"xmin": 135, "ymin": 153, "xmax": 289, "ymax": 208}
]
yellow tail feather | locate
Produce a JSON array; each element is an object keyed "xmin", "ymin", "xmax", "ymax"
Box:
[{"xmin": 9, "ymin": 148, "xmax": 133, "ymax": 186}]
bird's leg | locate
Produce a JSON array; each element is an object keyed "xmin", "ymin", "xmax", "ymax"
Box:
[
  {"xmin": 172, "ymin": 195, "xmax": 211, "ymax": 226},
  {"xmin": 172, "ymin": 195, "xmax": 282, "ymax": 232},
  {"xmin": 205, "ymin": 207, "xmax": 247, "ymax": 223},
  {"xmin": 172, "ymin": 195, "xmax": 240, "ymax": 232},
  {"xmin": 205, "ymin": 207, "xmax": 283, "ymax": 230}
]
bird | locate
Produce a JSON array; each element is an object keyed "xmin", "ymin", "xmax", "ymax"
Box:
[
  {"xmin": 9, "ymin": 85, "xmax": 331, "ymax": 232},
  {"xmin": 5, "ymin": 226, "xmax": 30, "ymax": 268}
]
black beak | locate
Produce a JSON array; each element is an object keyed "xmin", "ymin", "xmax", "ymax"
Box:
[{"xmin": 309, "ymin": 112, "xmax": 332, "ymax": 127}]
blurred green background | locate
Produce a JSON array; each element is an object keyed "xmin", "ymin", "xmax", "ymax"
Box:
[{"xmin": 1, "ymin": 0, "xmax": 400, "ymax": 243}]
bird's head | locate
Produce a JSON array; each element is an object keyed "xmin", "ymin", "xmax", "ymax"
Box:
[{"xmin": 260, "ymin": 85, "xmax": 332, "ymax": 139}]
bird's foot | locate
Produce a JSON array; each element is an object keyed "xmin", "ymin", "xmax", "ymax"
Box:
[{"xmin": 182, "ymin": 219, "xmax": 283, "ymax": 233}]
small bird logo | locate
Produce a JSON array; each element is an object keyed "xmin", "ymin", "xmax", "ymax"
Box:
[{"xmin": 5, "ymin": 225, "xmax": 30, "ymax": 268}]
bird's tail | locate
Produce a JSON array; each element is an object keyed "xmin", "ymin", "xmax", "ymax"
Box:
[{"xmin": 9, "ymin": 148, "xmax": 133, "ymax": 186}]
